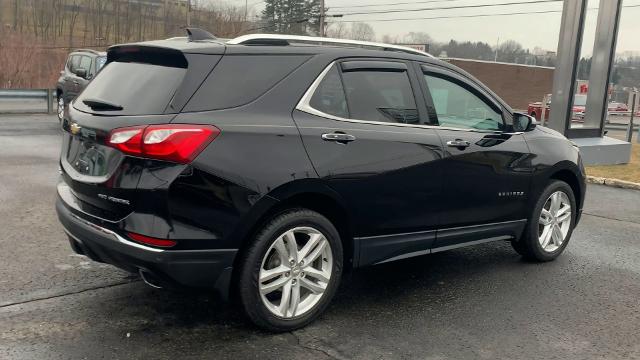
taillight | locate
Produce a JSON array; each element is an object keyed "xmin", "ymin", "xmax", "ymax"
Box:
[
  {"xmin": 107, "ymin": 124, "xmax": 220, "ymax": 164},
  {"xmin": 127, "ymin": 232, "xmax": 177, "ymax": 248}
]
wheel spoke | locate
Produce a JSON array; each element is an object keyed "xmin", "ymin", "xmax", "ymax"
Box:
[
  {"xmin": 550, "ymin": 192, "xmax": 561, "ymax": 215},
  {"xmin": 552, "ymin": 224, "xmax": 563, "ymax": 246},
  {"xmin": 303, "ymin": 239, "xmax": 328, "ymax": 264},
  {"xmin": 300, "ymin": 277, "xmax": 326, "ymax": 294},
  {"xmin": 260, "ymin": 275, "xmax": 289, "ymax": 295},
  {"xmin": 557, "ymin": 211, "xmax": 571, "ymax": 224},
  {"xmin": 278, "ymin": 280, "xmax": 292, "ymax": 315},
  {"xmin": 260, "ymin": 265, "xmax": 289, "ymax": 283},
  {"xmin": 303, "ymin": 266, "xmax": 330, "ymax": 283},
  {"xmin": 540, "ymin": 225, "xmax": 552, "ymax": 248},
  {"xmin": 298, "ymin": 233, "xmax": 323, "ymax": 261},
  {"xmin": 272, "ymin": 237, "xmax": 290, "ymax": 264},
  {"xmin": 539, "ymin": 209, "xmax": 553, "ymax": 225},
  {"xmin": 556, "ymin": 204, "xmax": 570, "ymax": 217},
  {"xmin": 289, "ymin": 282, "xmax": 301, "ymax": 317},
  {"xmin": 283, "ymin": 231, "xmax": 299, "ymax": 262}
]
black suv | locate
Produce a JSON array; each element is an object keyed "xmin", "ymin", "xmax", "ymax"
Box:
[
  {"xmin": 56, "ymin": 33, "xmax": 586, "ymax": 331},
  {"xmin": 56, "ymin": 49, "xmax": 107, "ymax": 121}
]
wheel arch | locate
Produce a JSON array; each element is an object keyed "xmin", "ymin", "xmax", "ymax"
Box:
[
  {"xmin": 549, "ymin": 167, "xmax": 583, "ymax": 211},
  {"xmin": 229, "ymin": 180, "xmax": 355, "ymax": 296}
]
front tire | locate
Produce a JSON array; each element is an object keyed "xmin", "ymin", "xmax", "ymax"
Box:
[
  {"xmin": 237, "ymin": 209, "xmax": 343, "ymax": 332},
  {"xmin": 512, "ymin": 180, "xmax": 576, "ymax": 262}
]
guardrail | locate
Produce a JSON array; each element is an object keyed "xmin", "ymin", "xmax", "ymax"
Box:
[{"xmin": 0, "ymin": 89, "xmax": 56, "ymax": 114}]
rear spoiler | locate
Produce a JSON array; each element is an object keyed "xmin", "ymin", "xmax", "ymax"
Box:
[{"xmin": 107, "ymin": 45, "xmax": 188, "ymax": 68}]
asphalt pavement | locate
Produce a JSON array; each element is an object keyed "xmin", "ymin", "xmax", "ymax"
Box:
[{"xmin": 1, "ymin": 115, "xmax": 639, "ymax": 359}]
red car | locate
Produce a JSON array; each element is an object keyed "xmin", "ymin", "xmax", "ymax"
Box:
[{"xmin": 528, "ymin": 94, "xmax": 586, "ymax": 122}]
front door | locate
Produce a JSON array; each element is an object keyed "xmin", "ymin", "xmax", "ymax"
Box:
[
  {"xmin": 418, "ymin": 65, "xmax": 532, "ymax": 248},
  {"xmin": 294, "ymin": 60, "xmax": 445, "ymax": 266}
]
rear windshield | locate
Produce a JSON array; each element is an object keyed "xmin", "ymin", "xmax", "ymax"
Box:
[{"xmin": 75, "ymin": 61, "xmax": 186, "ymax": 115}]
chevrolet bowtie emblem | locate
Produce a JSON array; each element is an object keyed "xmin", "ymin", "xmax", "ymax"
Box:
[{"xmin": 70, "ymin": 123, "xmax": 82, "ymax": 135}]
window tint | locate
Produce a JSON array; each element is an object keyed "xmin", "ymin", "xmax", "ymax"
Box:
[
  {"xmin": 341, "ymin": 70, "xmax": 418, "ymax": 124},
  {"xmin": 75, "ymin": 61, "xmax": 186, "ymax": 115},
  {"xmin": 424, "ymin": 74, "xmax": 503, "ymax": 131},
  {"xmin": 185, "ymin": 55, "xmax": 309, "ymax": 112},
  {"xmin": 309, "ymin": 65, "xmax": 348, "ymax": 118}
]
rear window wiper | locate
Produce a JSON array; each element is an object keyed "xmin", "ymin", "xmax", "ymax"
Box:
[{"xmin": 82, "ymin": 98, "xmax": 124, "ymax": 111}]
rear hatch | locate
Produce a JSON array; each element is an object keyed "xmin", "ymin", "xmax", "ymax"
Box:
[{"xmin": 60, "ymin": 44, "xmax": 223, "ymax": 221}]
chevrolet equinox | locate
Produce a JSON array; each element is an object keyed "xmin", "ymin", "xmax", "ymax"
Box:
[{"xmin": 56, "ymin": 31, "xmax": 586, "ymax": 331}]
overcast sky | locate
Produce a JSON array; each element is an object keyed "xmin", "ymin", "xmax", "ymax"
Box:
[{"xmin": 221, "ymin": 0, "xmax": 640, "ymax": 55}]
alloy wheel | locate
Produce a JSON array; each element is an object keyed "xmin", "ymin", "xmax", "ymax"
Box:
[
  {"xmin": 538, "ymin": 191, "xmax": 572, "ymax": 252},
  {"xmin": 57, "ymin": 97, "xmax": 65, "ymax": 121},
  {"xmin": 259, "ymin": 226, "xmax": 333, "ymax": 318}
]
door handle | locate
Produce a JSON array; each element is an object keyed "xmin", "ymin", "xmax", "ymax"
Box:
[
  {"xmin": 322, "ymin": 132, "xmax": 356, "ymax": 143},
  {"xmin": 446, "ymin": 139, "xmax": 471, "ymax": 149}
]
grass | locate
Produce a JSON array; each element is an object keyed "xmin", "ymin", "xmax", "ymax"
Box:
[{"xmin": 586, "ymin": 143, "xmax": 640, "ymax": 183}]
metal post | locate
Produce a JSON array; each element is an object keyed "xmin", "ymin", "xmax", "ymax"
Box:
[
  {"xmin": 47, "ymin": 89, "xmax": 54, "ymax": 115},
  {"xmin": 540, "ymin": 94, "xmax": 549, "ymax": 127},
  {"xmin": 548, "ymin": 0, "xmax": 586, "ymax": 135},
  {"xmin": 627, "ymin": 92, "xmax": 636, "ymax": 143},
  {"xmin": 319, "ymin": 0, "xmax": 325, "ymax": 37}
]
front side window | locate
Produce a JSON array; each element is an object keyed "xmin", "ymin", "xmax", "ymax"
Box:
[
  {"xmin": 69, "ymin": 55, "xmax": 80, "ymax": 72},
  {"xmin": 78, "ymin": 56, "xmax": 92, "ymax": 73},
  {"xmin": 341, "ymin": 70, "xmax": 418, "ymax": 124},
  {"xmin": 424, "ymin": 74, "xmax": 503, "ymax": 131},
  {"xmin": 309, "ymin": 65, "xmax": 348, "ymax": 118}
]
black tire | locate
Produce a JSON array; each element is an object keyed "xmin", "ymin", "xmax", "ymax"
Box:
[
  {"xmin": 237, "ymin": 209, "xmax": 343, "ymax": 332},
  {"xmin": 511, "ymin": 180, "xmax": 576, "ymax": 262}
]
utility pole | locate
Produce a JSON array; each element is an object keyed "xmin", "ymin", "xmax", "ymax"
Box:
[
  {"xmin": 494, "ymin": 37, "xmax": 499, "ymax": 62},
  {"xmin": 186, "ymin": 0, "xmax": 191, "ymax": 27},
  {"xmin": 319, "ymin": 0, "xmax": 325, "ymax": 37}
]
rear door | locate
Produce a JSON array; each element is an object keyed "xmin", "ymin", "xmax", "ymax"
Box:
[
  {"xmin": 417, "ymin": 64, "xmax": 531, "ymax": 248},
  {"xmin": 294, "ymin": 59, "xmax": 445, "ymax": 266}
]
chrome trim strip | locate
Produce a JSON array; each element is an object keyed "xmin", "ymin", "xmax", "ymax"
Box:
[
  {"xmin": 67, "ymin": 212, "xmax": 165, "ymax": 253},
  {"xmin": 228, "ymin": 34, "xmax": 436, "ymax": 58},
  {"xmin": 430, "ymin": 235, "xmax": 512, "ymax": 253},
  {"xmin": 295, "ymin": 62, "xmax": 509, "ymax": 135}
]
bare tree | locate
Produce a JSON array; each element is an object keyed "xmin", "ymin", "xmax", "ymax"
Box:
[
  {"xmin": 349, "ymin": 22, "xmax": 375, "ymax": 41},
  {"xmin": 326, "ymin": 22, "xmax": 349, "ymax": 39}
]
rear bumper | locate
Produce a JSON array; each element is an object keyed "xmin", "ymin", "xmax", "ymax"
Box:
[{"xmin": 56, "ymin": 196, "xmax": 237, "ymax": 299}]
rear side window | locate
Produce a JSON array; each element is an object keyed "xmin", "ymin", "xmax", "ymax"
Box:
[
  {"xmin": 341, "ymin": 70, "xmax": 418, "ymax": 124},
  {"xmin": 185, "ymin": 55, "xmax": 309, "ymax": 112},
  {"xmin": 75, "ymin": 62, "xmax": 186, "ymax": 115},
  {"xmin": 309, "ymin": 65, "xmax": 348, "ymax": 118}
]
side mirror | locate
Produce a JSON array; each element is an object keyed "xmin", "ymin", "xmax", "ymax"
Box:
[
  {"xmin": 513, "ymin": 112, "xmax": 536, "ymax": 132},
  {"xmin": 75, "ymin": 68, "xmax": 87, "ymax": 79}
]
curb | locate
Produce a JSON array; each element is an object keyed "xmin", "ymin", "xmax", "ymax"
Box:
[{"xmin": 586, "ymin": 176, "xmax": 640, "ymax": 190}]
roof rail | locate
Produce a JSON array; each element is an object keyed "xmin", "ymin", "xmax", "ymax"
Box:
[
  {"xmin": 227, "ymin": 34, "xmax": 435, "ymax": 58},
  {"xmin": 74, "ymin": 48, "xmax": 102, "ymax": 55}
]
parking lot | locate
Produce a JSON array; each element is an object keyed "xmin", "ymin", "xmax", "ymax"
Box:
[{"xmin": 1, "ymin": 114, "xmax": 639, "ymax": 359}]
